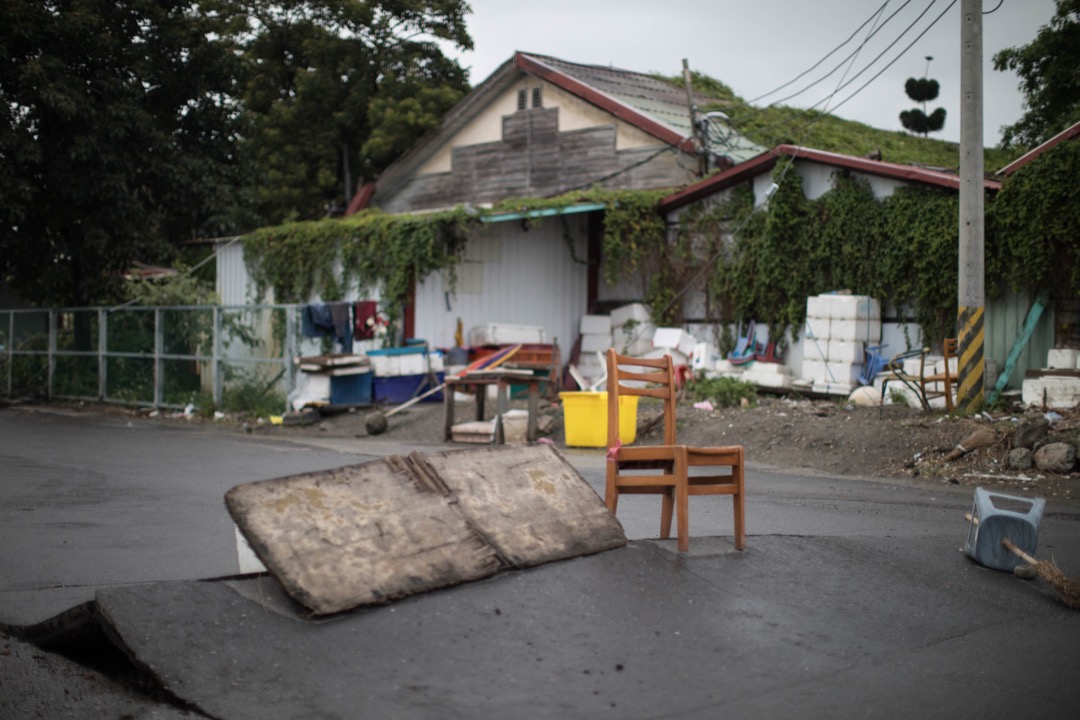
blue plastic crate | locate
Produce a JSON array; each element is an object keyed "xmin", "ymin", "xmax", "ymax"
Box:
[
  {"xmin": 373, "ymin": 373, "xmax": 444, "ymax": 404},
  {"xmin": 329, "ymin": 370, "xmax": 372, "ymax": 405}
]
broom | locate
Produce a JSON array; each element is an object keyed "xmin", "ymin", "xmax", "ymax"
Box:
[{"xmin": 1001, "ymin": 538, "xmax": 1080, "ymax": 610}]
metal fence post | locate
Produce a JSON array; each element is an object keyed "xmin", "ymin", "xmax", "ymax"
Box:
[
  {"xmin": 47, "ymin": 309, "xmax": 56, "ymax": 399},
  {"xmin": 285, "ymin": 305, "xmax": 297, "ymax": 412},
  {"xmin": 213, "ymin": 306, "xmax": 223, "ymax": 407},
  {"xmin": 98, "ymin": 308, "xmax": 107, "ymax": 400},
  {"xmin": 154, "ymin": 307, "xmax": 164, "ymax": 407}
]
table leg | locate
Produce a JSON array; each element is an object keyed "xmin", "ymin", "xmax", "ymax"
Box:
[
  {"xmin": 495, "ymin": 380, "xmax": 509, "ymax": 445},
  {"xmin": 443, "ymin": 382, "xmax": 454, "ymax": 441},
  {"xmin": 527, "ymin": 379, "xmax": 539, "ymax": 442}
]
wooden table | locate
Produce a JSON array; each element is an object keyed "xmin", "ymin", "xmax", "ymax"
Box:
[{"xmin": 443, "ymin": 370, "xmax": 542, "ymax": 443}]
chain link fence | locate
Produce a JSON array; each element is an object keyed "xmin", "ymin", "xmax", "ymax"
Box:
[{"xmin": 0, "ymin": 305, "xmax": 304, "ymax": 413}]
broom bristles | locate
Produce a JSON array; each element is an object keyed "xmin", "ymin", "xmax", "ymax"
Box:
[{"xmin": 1032, "ymin": 559, "xmax": 1080, "ymax": 610}]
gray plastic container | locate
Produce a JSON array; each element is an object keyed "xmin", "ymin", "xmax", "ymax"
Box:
[{"xmin": 964, "ymin": 487, "xmax": 1045, "ymax": 571}]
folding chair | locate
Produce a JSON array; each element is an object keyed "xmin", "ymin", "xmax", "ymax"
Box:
[{"xmin": 604, "ymin": 349, "xmax": 746, "ymax": 552}]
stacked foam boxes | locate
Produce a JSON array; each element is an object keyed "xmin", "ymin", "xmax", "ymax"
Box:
[
  {"xmin": 802, "ymin": 294, "xmax": 881, "ymax": 395},
  {"xmin": 610, "ymin": 303, "xmax": 654, "ymax": 356},
  {"xmin": 1022, "ymin": 349, "xmax": 1080, "ymax": 408}
]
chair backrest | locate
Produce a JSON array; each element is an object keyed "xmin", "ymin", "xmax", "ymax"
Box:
[
  {"xmin": 606, "ymin": 349, "xmax": 677, "ymax": 447},
  {"xmin": 943, "ymin": 338, "xmax": 957, "ymax": 365}
]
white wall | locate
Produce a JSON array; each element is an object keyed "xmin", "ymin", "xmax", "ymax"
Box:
[{"xmin": 413, "ymin": 215, "xmax": 589, "ymax": 351}]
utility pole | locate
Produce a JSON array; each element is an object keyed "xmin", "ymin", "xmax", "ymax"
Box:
[
  {"xmin": 957, "ymin": 0, "xmax": 985, "ymax": 412},
  {"xmin": 682, "ymin": 59, "xmax": 706, "ymax": 176}
]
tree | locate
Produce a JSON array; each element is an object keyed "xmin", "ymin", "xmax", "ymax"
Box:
[
  {"xmin": 228, "ymin": 0, "xmax": 473, "ymax": 226},
  {"xmin": 994, "ymin": 0, "xmax": 1080, "ymax": 149},
  {"xmin": 899, "ymin": 62, "xmax": 946, "ymax": 137},
  {"xmin": 0, "ymin": 0, "xmax": 247, "ymax": 306}
]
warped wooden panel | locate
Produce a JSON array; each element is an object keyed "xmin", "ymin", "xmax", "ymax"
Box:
[
  {"xmin": 418, "ymin": 444, "xmax": 627, "ymax": 567},
  {"xmin": 225, "ymin": 458, "xmax": 501, "ymax": 616}
]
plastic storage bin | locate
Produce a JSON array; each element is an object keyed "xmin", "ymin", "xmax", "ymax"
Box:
[
  {"xmin": 560, "ymin": 391, "xmax": 638, "ymax": 448},
  {"xmin": 374, "ymin": 372, "xmax": 445, "ymax": 404},
  {"xmin": 329, "ymin": 368, "xmax": 372, "ymax": 405}
]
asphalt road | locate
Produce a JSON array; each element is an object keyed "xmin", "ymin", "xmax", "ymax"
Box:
[{"xmin": 2, "ymin": 405, "xmax": 1079, "ymax": 719}]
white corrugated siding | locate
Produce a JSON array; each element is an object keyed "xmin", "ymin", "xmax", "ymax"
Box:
[
  {"xmin": 414, "ymin": 216, "xmax": 589, "ymax": 351},
  {"xmin": 216, "ymin": 241, "xmax": 258, "ymax": 305}
]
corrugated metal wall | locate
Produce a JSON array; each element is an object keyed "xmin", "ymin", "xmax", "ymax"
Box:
[
  {"xmin": 985, "ymin": 290, "xmax": 1055, "ymax": 391},
  {"xmin": 216, "ymin": 241, "xmax": 257, "ymax": 305},
  {"xmin": 413, "ymin": 216, "xmax": 589, "ymax": 351}
]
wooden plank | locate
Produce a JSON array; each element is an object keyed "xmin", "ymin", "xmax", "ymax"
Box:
[{"xmin": 225, "ymin": 457, "xmax": 501, "ymax": 615}]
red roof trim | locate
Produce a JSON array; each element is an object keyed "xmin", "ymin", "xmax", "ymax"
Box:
[
  {"xmin": 997, "ymin": 120, "xmax": 1080, "ymax": 176},
  {"xmin": 345, "ymin": 182, "xmax": 376, "ymax": 216},
  {"xmin": 660, "ymin": 144, "xmax": 1001, "ymax": 213},
  {"xmin": 514, "ymin": 52, "xmax": 696, "ymax": 154}
]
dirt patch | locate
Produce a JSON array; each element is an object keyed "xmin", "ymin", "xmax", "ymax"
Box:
[{"xmin": 20, "ymin": 393, "xmax": 1080, "ymax": 505}]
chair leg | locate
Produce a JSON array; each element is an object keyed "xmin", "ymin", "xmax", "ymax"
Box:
[
  {"xmin": 604, "ymin": 461, "xmax": 618, "ymax": 514},
  {"xmin": 676, "ymin": 447, "xmax": 689, "ymax": 552},
  {"xmin": 733, "ymin": 454, "xmax": 746, "ymax": 551},
  {"xmin": 660, "ymin": 489, "xmax": 673, "ymax": 539}
]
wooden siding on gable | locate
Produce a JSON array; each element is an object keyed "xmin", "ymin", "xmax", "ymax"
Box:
[{"xmin": 375, "ymin": 107, "xmax": 696, "ymax": 214}]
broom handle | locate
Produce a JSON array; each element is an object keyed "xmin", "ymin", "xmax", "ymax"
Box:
[{"xmin": 1002, "ymin": 538, "xmax": 1038, "ymax": 565}]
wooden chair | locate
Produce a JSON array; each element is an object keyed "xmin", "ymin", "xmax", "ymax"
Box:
[
  {"xmin": 879, "ymin": 338, "xmax": 956, "ymax": 414},
  {"xmin": 604, "ymin": 349, "xmax": 746, "ymax": 552}
]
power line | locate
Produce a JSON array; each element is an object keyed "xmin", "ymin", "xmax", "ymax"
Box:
[{"xmin": 748, "ymin": 0, "xmax": 894, "ymax": 104}]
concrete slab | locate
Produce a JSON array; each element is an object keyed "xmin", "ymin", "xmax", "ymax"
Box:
[{"xmin": 38, "ymin": 534, "xmax": 1080, "ymax": 720}]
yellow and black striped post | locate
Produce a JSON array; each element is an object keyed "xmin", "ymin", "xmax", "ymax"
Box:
[{"xmin": 957, "ymin": 305, "xmax": 984, "ymax": 412}]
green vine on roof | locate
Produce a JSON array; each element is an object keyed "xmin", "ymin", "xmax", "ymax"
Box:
[{"xmin": 242, "ymin": 207, "xmax": 474, "ymax": 323}]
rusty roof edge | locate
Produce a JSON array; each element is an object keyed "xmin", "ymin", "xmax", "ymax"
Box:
[
  {"xmin": 996, "ymin": 120, "xmax": 1080, "ymax": 176},
  {"xmin": 660, "ymin": 144, "xmax": 1002, "ymax": 214},
  {"xmin": 515, "ymin": 52, "xmax": 697, "ymax": 154}
]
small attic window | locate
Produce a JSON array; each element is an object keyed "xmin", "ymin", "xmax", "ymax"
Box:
[
  {"xmin": 517, "ymin": 89, "xmax": 527, "ymax": 111},
  {"xmin": 531, "ymin": 87, "xmax": 542, "ymax": 108}
]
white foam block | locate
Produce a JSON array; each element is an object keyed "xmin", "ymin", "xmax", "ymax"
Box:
[
  {"xmin": 827, "ymin": 339, "xmax": 863, "ymax": 364},
  {"xmin": 652, "ymin": 327, "xmax": 696, "ymax": 357},
  {"xmin": 805, "ymin": 317, "xmax": 831, "ymax": 342},
  {"xmin": 1048, "ymin": 348, "xmax": 1078, "ymax": 370},
  {"xmin": 802, "ymin": 359, "xmax": 828, "ymax": 383},
  {"xmin": 580, "ymin": 314, "xmax": 612, "ymax": 335},
  {"xmin": 830, "ymin": 295, "xmax": 881, "ymax": 321},
  {"xmin": 610, "ymin": 303, "xmax": 651, "ymax": 328},
  {"xmin": 826, "ymin": 361, "xmax": 863, "ymax": 385},
  {"xmin": 580, "ymin": 333, "xmax": 611, "ymax": 354},
  {"xmin": 830, "ymin": 318, "xmax": 881, "ymax": 342},
  {"xmin": 806, "ymin": 296, "xmax": 833, "ymax": 318},
  {"xmin": 1023, "ymin": 376, "xmax": 1080, "ymax": 408}
]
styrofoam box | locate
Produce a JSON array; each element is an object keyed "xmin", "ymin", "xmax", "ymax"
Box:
[
  {"xmin": 1048, "ymin": 348, "xmax": 1078, "ymax": 370},
  {"xmin": 610, "ymin": 303, "xmax": 651, "ymax": 328},
  {"xmin": 613, "ymin": 323, "xmax": 655, "ymax": 353},
  {"xmin": 469, "ymin": 323, "xmax": 546, "ymax": 346},
  {"xmin": 830, "ymin": 295, "xmax": 881, "ymax": 321},
  {"xmin": 934, "ymin": 357, "xmax": 958, "ymax": 376},
  {"xmin": 580, "ymin": 314, "xmax": 612, "ymax": 335},
  {"xmin": 1023, "ymin": 376, "xmax": 1080, "ymax": 408},
  {"xmin": 642, "ymin": 348, "xmax": 690, "ymax": 366},
  {"xmin": 805, "ymin": 317, "xmax": 831, "ymax": 341},
  {"xmin": 901, "ymin": 357, "xmax": 923, "ymax": 375},
  {"xmin": 652, "ymin": 327, "xmax": 696, "ymax": 357},
  {"xmin": 744, "ymin": 370, "xmax": 793, "ymax": 389},
  {"xmin": 827, "ymin": 339, "xmax": 863, "ymax": 364},
  {"xmin": 691, "ymin": 342, "xmax": 715, "ymax": 370},
  {"xmin": 746, "ymin": 362, "xmax": 790, "ymax": 376},
  {"xmin": 580, "ymin": 333, "xmax": 611, "ymax": 354},
  {"xmin": 715, "ymin": 359, "xmax": 746, "ymax": 375},
  {"xmin": 802, "ymin": 359, "xmax": 828, "ymax": 383},
  {"xmin": 616, "ymin": 337, "xmax": 653, "ymax": 357},
  {"xmin": 398, "ymin": 353, "xmax": 428, "ymax": 376},
  {"xmin": 830, "ymin": 318, "xmax": 881, "ymax": 342},
  {"xmin": 429, "ymin": 351, "xmax": 445, "ymax": 372},
  {"xmin": 368, "ymin": 354, "xmax": 400, "ymax": 377},
  {"xmin": 806, "ymin": 296, "xmax": 833, "ymax": 318},
  {"xmin": 826, "ymin": 361, "xmax": 864, "ymax": 385}
]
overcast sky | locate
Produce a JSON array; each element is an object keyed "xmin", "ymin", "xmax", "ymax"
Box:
[{"xmin": 443, "ymin": 0, "xmax": 1056, "ymax": 147}]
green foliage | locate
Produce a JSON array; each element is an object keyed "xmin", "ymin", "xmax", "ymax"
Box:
[
  {"xmin": 993, "ymin": 0, "xmax": 1080, "ymax": 149},
  {"xmin": 988, "ymin": 139, "xmax": 1080, "ymax": 298},
  {"xmin": 659, "ymin": 72, "xmax": 1013, "ymax": 170},
  {"xmin": 685, "ymin": 375, "xmax": 757, "ymax": 408},
  {"xmin": 0, "ymin": 0, "xmax": 247, "ymax": 306},
  {"xmin": 230, "ymin": 0, "xmax": 472, "ymax": 224},
  {"xmin": 242, "ymin": 207, "xmax": 473, "ymax": 324},
  {"xmin": 711, "ymin": 162, "xmax": 968, "ymax": 345}
]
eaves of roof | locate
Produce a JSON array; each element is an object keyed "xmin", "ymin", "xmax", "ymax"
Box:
[
  {"xmin": 996, "ymin": 120, "xmax": 1080, "ymax": 176},
  {"xmin": 659, "ymin": 144, "xmax": 1002, "ymax": 214},
  {"xmin": 514, "ymin": 53, "xmax": 696, "ymax": 153}
]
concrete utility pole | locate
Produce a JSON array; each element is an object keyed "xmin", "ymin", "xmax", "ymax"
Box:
[{"xmin": 957, "ymin": 0, "xmax": 985, "ymax": 412}]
